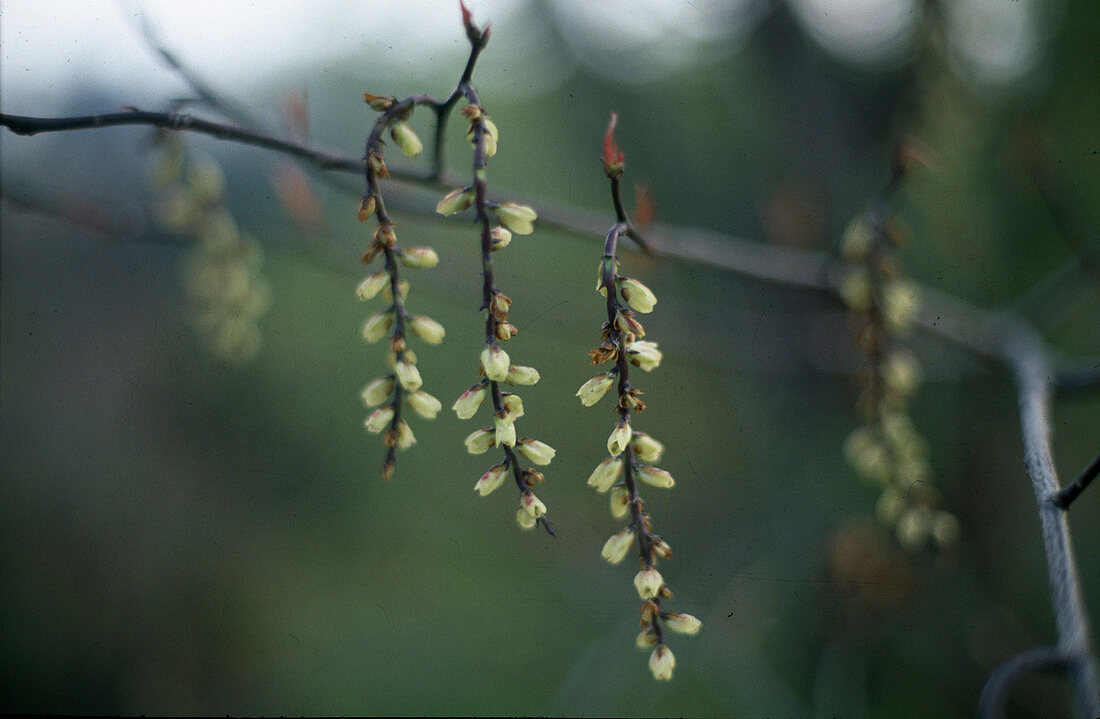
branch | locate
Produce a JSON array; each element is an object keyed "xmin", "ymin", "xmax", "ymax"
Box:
[
  {"xmin": 1001, "ymin": 321, "xmax": 1100, "ymax": 718},
  {"xmin": 1051, "ymin": 451, "xmax": 1100, "ymax": 511},
  {"xmin": 978, "ymin": 646, "xmax": 1070, "ymax": 719}
]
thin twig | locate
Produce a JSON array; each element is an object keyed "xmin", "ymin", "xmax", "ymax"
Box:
[
  {"xmin": 1051, "ymin": 451, "xmax": 1100, "ymax": 511},
  {"xmin": 978, "ymin": 646, "xmax": 1069, "ymax": 719}
]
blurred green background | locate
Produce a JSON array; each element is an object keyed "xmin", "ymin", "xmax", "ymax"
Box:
[{"xmin": 2, "ymin": 0, "xmax": 1098, "ymax": 716}]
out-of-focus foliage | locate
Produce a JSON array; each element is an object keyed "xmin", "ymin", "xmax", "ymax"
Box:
[{"xmin": 1, "ymin": 1, "xmax": 1097, "ymax": 716}]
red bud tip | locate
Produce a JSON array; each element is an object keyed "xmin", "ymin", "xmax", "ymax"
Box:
[{"xmin": 602, "ymin": 113, "xmax": 625, "ymax": 177}]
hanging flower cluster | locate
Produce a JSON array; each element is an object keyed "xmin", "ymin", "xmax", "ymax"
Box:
[
  {"xmin": 358, "ymin": 95, "xmax": 444, "ymax": 480},
  {"xmin": 151, "ymin": 133, "xmax": 271, "ymax": 362},
  {"xmin": 839, "ymin": 179, "xmax": 959, "ymax": 551},
  {"xmin": 578, "ymin": 115, "xmax": 700, "ymax": 680},
  {"xmin": 436, "ymin": 33, "xmax": 554, "ymax": 533}
]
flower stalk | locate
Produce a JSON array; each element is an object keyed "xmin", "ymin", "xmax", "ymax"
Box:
[{"xmin": 579, "ymin": 115, "xmax": 699, "ymax": 680}]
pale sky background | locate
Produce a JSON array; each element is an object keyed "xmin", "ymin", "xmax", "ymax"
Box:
[{"xmin": 1, "ymin": 0, "xmax": 1046, "ymax": 118}]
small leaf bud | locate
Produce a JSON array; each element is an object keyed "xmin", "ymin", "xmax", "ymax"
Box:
[
  {"xmin": 587, "ymin": 456, "xmax": 624, "ymax": 493},
  {"xmin": 601, "ymin": 528, "xmax": 635, "ymax": 564},
  {"xmin": 361, "ymin": 377, "xmax": 395, "ymax": 407},
  {"xmin": 515, "ymin": 438, "xmax": 555, "ymax": 466},
  {"xmin": 636, "ymin": 465, "xmax": 675, "ymax": 489},
  {"xmin": 480, "ymin": 344, "xmax": 511, "ymax": 382},
  {"xmin": 649, "ymin": 645, "xmax": 675, "ymax": 681},
  {"xmin": 474, "ymin": 463, "xmax": 508, "ymax": 496},
  {"xmin": 409, "ymin": 315, "xmax": 446, "ymax": 344},
  {"xmin": 406, "ymin": 390, "xmax": 443, "ymax": 419},
  {"xmin": 435, "ymin": 187, "xmax": 475, "ymax": 216},
  {"xmin": 492, "ymin": 202, "xmax": 537, "ymax": 235},
  {"xmin": 452, "ymin": 383, "xmax": 488, "ymax": 419}
]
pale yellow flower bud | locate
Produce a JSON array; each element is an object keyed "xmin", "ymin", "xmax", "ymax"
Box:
[
  {"xmin": 610, "ymin": 487, "xmax": 631, "ymax": 519},
  {"xmin": 601, "ymin": 528, "xmax": 635, "ymax": 564},
  {"xmin": 356, "ymin": 271, "xmax": 389, "ymax": 301},
  {"xmin": 630, "ymin": 432, "xmax": 665, "ymax": 462},
  {"xmin": 364, "ymin": 406, "xmax": 394, "ymax": 434},
  {"xmin": 840, "ymin": 217, "xmax": 873, "ymax": 261},
  {"xmin": 882, "ymin": 349, "xmax": 921, "ymax": 396},
  {"xmin": 356, "ymin": 195, "xmax": 376, "ymax": 222},
  {"xmin": 474, "ymin": 463, "xmax": 508, "ymax": 496},
  {"xmin": 480, "ymin": 344, "xmax": 511, "ymax": 382},
  {"xmin": 840, "ymin": 269, "xmax": 874, "ymax": 313},
  {"xmin": 607, "ymin": 421, "xmax": 631, "ymax": 456},
  {"xmin": 501, "ymin": 393, "xmax": 524, "ymax": 421},
  {"xmin": 464, "ymin": 427, "xmax": 495, "ymax": 455},
  {"xmin": 361, "ymin": 377, "xmax": 395, "ymax": 407},
  {"xmin": 896, "ymin": 508, "xmax": 928, "ymax": 550},
  {"xmin": 635, "ymin": 628, "xmax": 658, "ymax": 649},
  {"xmin": 516, "ymin": 507, "xmax": 537, "ymax": 530},
  {"xmin": 399, "ymin": 247, "xmax": 440, "ymax": 269},
  {"xmin": 844, "ymin": 427, "xmax": 890, "ymax": 483},
  {"xmin": 649, "ymin": 645, "xmax": 675, "ymax": 681},
  {"xmin": 636, "ymin": 465, "xmax": 675, "ymax": 489},
  {"xmin": 394, "ymin": 359, "xmax": 422, "ymax": 391},
  {"xmin": 634, "ymin": 568, "xmax": 663, "ymax": 599},
  {"xmin": 390, "ymin": 121, "xmax": 423, "ymax": 158},
  {"xmin": 452, "ymin": 383, "xmax": 487, "ymax": 419},
  {"xmin": 664, "ymin": 612, "xmax": 702, "ymax": 635},
  {"xmin": 504, "ymin": 365, "xmax": 540, "ymax": 385},
  {"xmin": 576, "ymin": 372, "xmax": 616, "ymax": 407},
  {"xmin": 931, "ymin": 511, "xmax": 960, "ymax": 548},
  {"xmin": 381, "ymin": 278, "xmax": 410, "ymax": 303},
  {"xmin": 187, "ymin": 157, "xmax": 225, "ymax": 205},
  {"xmin": 614, "ymin": 309, "xmax": 645, "ymax": 338},
  {"xmin": 516, "ymin": 438, "xmax": 555, "ymax": 466},
  {"xmin": 493, "ymin": 202, "xmax": 537, "ymax": 235},
  {"xmin": 362, "ymin": 311, "xmax": 395, "ymax": 343},
  {"xmin": 875, "ymin": 486, "xmax": 906, "ymax": 524},
  {"xmin": 521, "ymin": 492, "xmax": 547, "ymax": 518},
  {"xmin": 435, "ymin": 187, "xmax": 475, "ymax": 216},
  {"xmin": 409, "ymin": 315, "xmax": 446, "ymax": 345},
  {"xmin": 394, "ymin": 419, "xmax": 416, "ymax": 450},
  {"xmin": 482, "ymin": 117, "xmax": 499, "ymax": 157},
  {"xmin": 883, "ymin": 280, "xmax": 920, "ymax": 333},
  {"xmin": 587, "ymin": 456, "xmax": 623, "ymax": 493},
  {"xmin": 626, "ymin": 340, "xmax": 662, "ymax": 372},
  {"xmin": 618, "ymin": 277, "xmax": 657, "ymax": 313},
  {"xmin": 406, "ymin": 390, "xmax": 442, "ymax": 419},
  {"xmin": 490, "ymin": 226, "xmax": 511, "ymax": 251},
  {"xmin": 494, "ymin": 417, "xmax": 517, "ymax": 447}
]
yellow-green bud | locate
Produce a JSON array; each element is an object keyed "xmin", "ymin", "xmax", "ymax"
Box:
[
  {"xmin": 361, "ymin": 377, "xmax": 395, "ymax": 407},
  {"xmin": 494, "ymin": 417, "xmax": 517, "ymax": 447},
  {"xmin": 600, "ymin": 528, "xmax": 635, "ymax": 564},
  {"xmin": 406, "ymin": 390, "xmax": 442, "ymax": 419},
  {"xmin": 607, "ymin": 421, "xmax": 632, "ymax": 456},
  {"xmin": 399, "ymin": 247, "xmax": 440, "ymax": 269},
  {"xmin": 356, "ymin": 271, "xmax": 390, "ymax": 301},
  {"xmin": 504, "ymin": 365, "xmax": 540, "ymax": 385},
  {"xmin": 610, "ymin": 486, "xmax": 631, "ymax": 519},
  {"xmin": 390, "ymin": 121, "xmax": 423, "ymax": 158},
  {"xmin": 452, "ymin": 383, "xmax": 487, "ymax": 419},
  {"xmin": 516, "ymin": 438, "xmax": 555, "ymax": 466},
  {"xmin": 521, "ymin": 492, "xmax": 547, "ymax": 519},
  {"xmin": 614, "ymin": 309, "xmax": 645, "ymax": 338},
  {"xmin": 464, "ymin": 427, "xmax": 495, "ymax": 455},
  {"xmin": 576, "ymin": 372, "xmax": 616, "ymax": 407},
  {"xmin": 626, "ymin": 340, "xmax": 662, "ymax": 372},
  {"xmin": 493, "ymin": 202, "xmax": 537, "ymax": 235},
  {"xmin": 394, "ymin": 359, "xmax": 422, "ymax": 391},
  {"xmin": 636, "ymin": 628, "xmax": 658, "ymax": 650},
  {"xmin": 482, "ymin": 117, "xmax": 499, "ymax": 157},
  {"xmin": 630, "ymin": 432, "xmax": 665, "ymax": 462},
  {"xmin": 382, "ymin": 278, "xmax": 410, "ymax": 303},
  {"xmin": 490, "ymin": 226, "xmax": 511, "ymax": 251},
  {"xmin": 480, "ymin": 344, "xmax": 510, "ymax": 382},
  {"xmin": 636, "ymin": 465, "xmax": 675, "ymax": 489},
  {"xmin": 931, "ymin": 511, "xmax": 960, "ymax": 548},
  {"xmin": 648, "ymin": 645, "xmax": 675, "ymax": 681},
  {"xmin": 634, "ymin": 568, "xmax": 664, "ymax": 599},
  {"xmin": 840, "ymin": 269, "xmax": 874, "ymax": 313},
  {"xmin": 883, "ymin": 280, "xmax": 920, "ymax": 333},
  {"xmin": 587, "ymin": 456, "xmax": 623, "ymax": 493},
  {"xmin": 409, "ymin": 315, "xmax": 446, "ymax": 345},
  {"xmin": 394, "ymin": 419, "xmax": 416, "ymax": 450},
  {"xmin": 474, "ymin": 463, "xmax": 508, "ymax": 496},
  {"xmin": 516, "ymin": 506, "xmax": 537, "ymax": 530},
  {"xmin": 436, "ymin": 187, "xmax": 475, "ymax": 216},
  {"xmin": 501, "ymin": 393, "xmax": 524, "ymax": 421},
  {"xmin": 187, "ymin": 157, "xmax": 225, "ymax": 205},
  {"xmin": 362, "ymin": 311, "xmax": 395, "ymax": 343},
  {"xmin": 840, "ymin": 217, "xmax": 873, "ymax": 261},
  {"xmin": 618, "ymin": 277, "xmax": 657, "ymax": 314},
  {"xmin": 364, "ymin": 406, "xmax": 394, "ymax": 434},
  {"xmin": 664, "ymin": 612, "xmax": 702, "ymax": 635}
]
